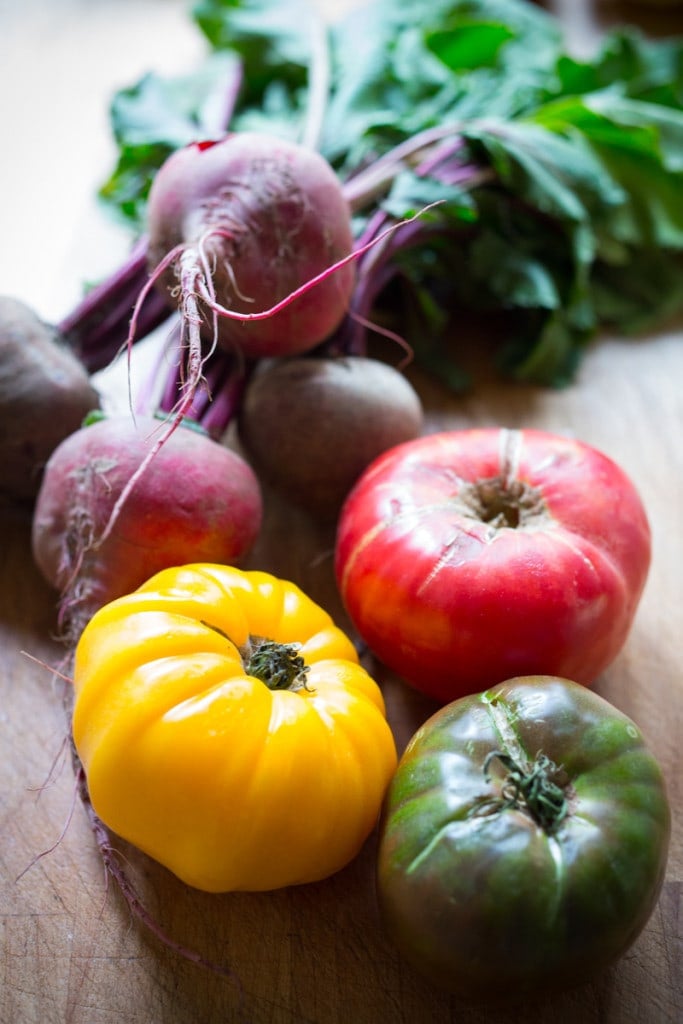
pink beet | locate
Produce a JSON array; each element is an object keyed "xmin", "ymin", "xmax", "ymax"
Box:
[{"xmin": 32, "ymin": 413, "xmax": 262, "ymax": 642}]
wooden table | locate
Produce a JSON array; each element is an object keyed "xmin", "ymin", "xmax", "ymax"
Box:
[{"xmin": 2, "ymin": 2, "xmax": 681, "ymax": 1022}]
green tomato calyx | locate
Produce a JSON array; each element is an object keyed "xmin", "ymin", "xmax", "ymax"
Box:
[
  {"xmin": 482, "ymin": 750, "xmax": 569, "ymax": 832},
  {"xmin": 244, "ymin": 637, "xmax": 311, "ymax": 691}
]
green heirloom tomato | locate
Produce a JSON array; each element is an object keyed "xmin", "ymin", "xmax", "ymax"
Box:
[{"xmin": 376, "ymin": 676, "xmax": 671, "ymax": 1000}]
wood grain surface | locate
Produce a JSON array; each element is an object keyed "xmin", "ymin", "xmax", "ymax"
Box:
[{"xmin": 1, "ymin": 2, "xmax": 682, "ymax": 1023}]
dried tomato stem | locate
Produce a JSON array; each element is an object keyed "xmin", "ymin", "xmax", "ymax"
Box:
[
  {"xmin": 243, "ymin": 638, "xmax": 310, "ymax": 691},
  {"xmin": 483, "ymin": 750, "xmax": 569, "ymax": 832}
]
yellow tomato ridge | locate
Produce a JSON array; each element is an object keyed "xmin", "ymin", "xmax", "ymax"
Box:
[
  {"xmin": 73, "ymin": 611, "xmax": 243, "ymax": 759},
  {"xmin": 84, "ymin": 653, "xmax": 256, "ymax": 850},
  {"xmin": 237, "ymin": 691, "xmax": 340, "ymax": 889},
  {"xmin": 299, "ymin": 626, "xmax": 359, "ymax": 664}
]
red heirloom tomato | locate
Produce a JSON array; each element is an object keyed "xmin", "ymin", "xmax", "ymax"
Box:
[
  {"xmin": 376, "ymin": 676, "xmax": 671, "ymax": 1000},
  {"xmin": 335, "ymin": 428, "xmax": 651, "ymax": 702}
]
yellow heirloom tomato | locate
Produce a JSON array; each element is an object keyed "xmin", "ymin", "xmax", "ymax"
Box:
[{"xmin": 72, "ymin": 563, "xmax": 398, "ymax": 893}]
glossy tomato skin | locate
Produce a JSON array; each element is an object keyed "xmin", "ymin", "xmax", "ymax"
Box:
[
  {"xmin": 376, "ymin": 676, "xmax": 671, "ymax": 1000},
  {"xmin": 335, "ymin": 428, "xmax": 651, "ymax": 702}
]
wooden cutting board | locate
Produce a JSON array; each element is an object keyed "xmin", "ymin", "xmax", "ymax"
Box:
[{"xmin": 1, "ymin": 3, "xmax": 681, "ymax": 1023}]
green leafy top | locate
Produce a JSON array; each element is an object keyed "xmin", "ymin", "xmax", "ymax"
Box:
[{"xmin": 99, "ymin": 0, "xmax": 683, "ymax": 387}]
